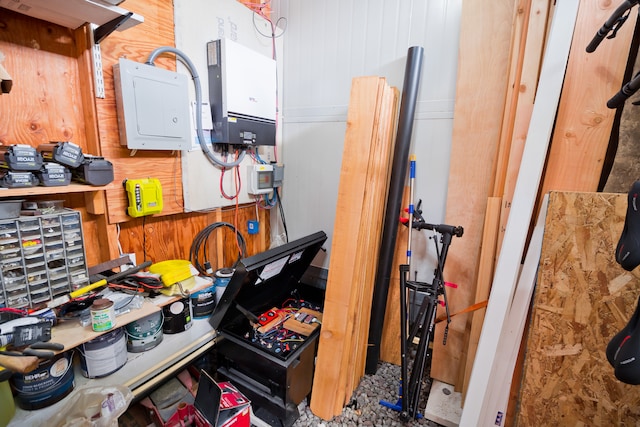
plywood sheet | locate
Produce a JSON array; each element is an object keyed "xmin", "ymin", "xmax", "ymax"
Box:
[
  {"xmin": 433, "ymin": 0, "xmax": 517, "ymax": 385},
  {"xmin": 516, "ymin": 191, "xmax": 640, "ymax": 425}
]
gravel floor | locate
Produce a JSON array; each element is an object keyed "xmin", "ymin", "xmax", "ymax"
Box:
[{"xmin": 292, "ymin": 362, "xmax": 444, "ymax": 427}]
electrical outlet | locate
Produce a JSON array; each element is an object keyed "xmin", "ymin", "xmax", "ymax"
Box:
[{"xmin": 121, "ymin": 253, "xmax": 137, "ymax": 271}]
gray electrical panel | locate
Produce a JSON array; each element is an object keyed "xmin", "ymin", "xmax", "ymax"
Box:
[{"xmin": 113, "ymin": 58, "xmax": 192, "ymax": 151}]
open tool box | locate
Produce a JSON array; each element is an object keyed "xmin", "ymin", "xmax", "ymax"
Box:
[{"xmin": 208, "ymin": 231, "xmax": 327, "ymax": 427}]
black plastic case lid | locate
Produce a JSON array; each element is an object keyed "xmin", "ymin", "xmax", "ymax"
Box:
[{"xmin": 208, "ymin": 230, "xmax": 327, "ymax": 331}]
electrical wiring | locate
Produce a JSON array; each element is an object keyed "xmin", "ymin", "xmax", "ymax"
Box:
[
  {"xmin": 145, "ymin": 46, "xmax": 246, "ymax": 169},
  {"xmin": 275, "ymin": 187, "xmax": 289, "ymax": 243},
  {"xmin": 220, "ymin": 163, "xmax": 242, "ymax": 200},
  {"xmin": 172, "ymin": 150, "xmax": 184, "ymax": 209},
  {"xmin": 189, "ymin": 222, "xmax": 247, "ymax": 276},
  {"xmin": 108, "ymin": 274, "xmax": 164, "ymax": 295}
]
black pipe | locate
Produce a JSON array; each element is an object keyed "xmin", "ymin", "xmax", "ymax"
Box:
[{"xmin": 365, "ymin": 46, "xmax": 424, "ymax": 374}]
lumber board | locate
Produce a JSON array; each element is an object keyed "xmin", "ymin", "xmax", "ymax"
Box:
[
  {"xmin": 313, "ymin": 78, "xmax": 382, "ymax": 411},
  {"xmin": 432, "ymin": 0, "xmax": 518, "ymax": 386},
  {"xmin": 516, "ymin": 192, "xmax": 640, "ymax": 425},
  {"xmin": 461, "ymin": 0, "xmax": 552, "ymax": 398},
  {"xmin": 496, "ymin": 0, "xmax": 552, "ymax": 254},
  {"xmin": 540, "ymin": 0, "xmax": 638, "ymax": 195},
  {"xmin": 480, "ymin": 194, "xmax": 548, "ymax": 425},
  {"xmin": 342, "ymin": 78, "xmax": 388, "ymax": 401},
  {"xmin": 311, "ymin": 76, "xmax": 396, "ymax": 419},
  {"xmin": 491, "ymin": 0, "xmax": 536, "ymax": 199},
  {"xmin": 459, "ymin": 1, "xmax": 579, "ymax": 424},
  {"xmin": 460, "ymin": 196, "xmax": 502, "ymax": 400},
  {"xmin": 350, "ymin": 85, "xmax": 399, "ymax": 393}
]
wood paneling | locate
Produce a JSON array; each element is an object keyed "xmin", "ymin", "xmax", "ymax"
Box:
[
  {"xmin": 0, "ymin": 10, "xmax": 86, "ymax": 148},
  {"xmin": 0, "ymin": 0, "xmax": 271, "ymax": 267}
]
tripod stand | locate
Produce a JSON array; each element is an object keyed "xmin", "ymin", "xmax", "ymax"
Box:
[{"xmin": 394, "ymin": 200, "xmax": 463, "ymax": 420}]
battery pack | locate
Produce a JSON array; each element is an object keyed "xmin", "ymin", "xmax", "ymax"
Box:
[
  {"xmin": 0, "ymin": 170, "xmax": 39, "ymax": 188},
  {"xmin": 36, "ymin": 163, "xmax": 71, "ymax": 187},
  {"xmin": 0, "ymin": 144, "xmax": 43, "ymax": 171},
  {"xmin": 72, "ymin": 155, "xmax": 114, "ymax": 186},
  {"xmin": 37, "ymin": 142, "xmax": 85, "ymax": 169}
]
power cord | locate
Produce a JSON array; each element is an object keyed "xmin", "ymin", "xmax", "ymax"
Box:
[{"xmin": 189, "ymin": 222, "xmax": 247, "ymax": 276}]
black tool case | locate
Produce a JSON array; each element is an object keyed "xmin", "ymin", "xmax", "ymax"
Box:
[{"xmin": 208, "ymin": 231, "xmax": 327, "ymax": 427}]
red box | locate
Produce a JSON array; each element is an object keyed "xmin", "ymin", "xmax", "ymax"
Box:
[{"xmin": 143, "ymin": 370, "xmax": 250, "ymax": 427}]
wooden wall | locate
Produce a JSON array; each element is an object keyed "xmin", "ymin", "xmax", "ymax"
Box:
[
  {"xmin": 517, "ymin": 191, "xmax": 640, "ymax": 425},
  {"xmin": 0, "ymin": 0, "xmax": 270, "ymax": 269}
]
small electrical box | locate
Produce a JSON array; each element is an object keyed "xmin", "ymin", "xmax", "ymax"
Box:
[
  {"xmin": 273, "ymin": 163, "xmax": 284, "ymax": 188},
  {"xmin": 247, "ymin": 164, "xmax": 273, "ymax": 195},
  {"xmin": 124, "ymin": 178, "xmax": 163, "ymax": 217}
]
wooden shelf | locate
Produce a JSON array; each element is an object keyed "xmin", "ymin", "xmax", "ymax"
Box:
[
  {"xmin": 50, "ymin": 276, "xmax": 214, "ymax": 354},
  {"xmin": 0, "ymin": 0, "xmax": 143, "ymax": 32},
  {"xmin": 0, "ymin": 183, "xmax": 115, "ymax": 199}
]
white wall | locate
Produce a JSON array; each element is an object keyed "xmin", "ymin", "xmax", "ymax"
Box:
[
  {"xmin": 273, "ymin": 0, "xmax": 462, "ymax": 280},
  {"xmin": 173, "ymin": 0, "xmax": 283, "ymax": 213}
]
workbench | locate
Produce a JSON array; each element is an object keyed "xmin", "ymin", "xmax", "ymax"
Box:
[{"xmin": 7, "ymin": 276, "xmax": 218, "ymax": 427}]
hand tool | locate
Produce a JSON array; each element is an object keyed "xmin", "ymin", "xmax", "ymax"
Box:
[
  {"xmin": 47, "ymin": 260, "xmax": 152, "ymax": 308},
  {"xmin": 0, "ymin": 353, "xmax": 40, "ymax": 374}
]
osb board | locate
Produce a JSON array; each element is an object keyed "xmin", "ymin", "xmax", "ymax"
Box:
[{"xmin": 516, "ymin": 191, "xmax": 640, "ymax": 425}]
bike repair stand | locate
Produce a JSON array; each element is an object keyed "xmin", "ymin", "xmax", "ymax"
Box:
[{"xmin": 380, "ymin": 199, "xmax": 463, "ymax": 421}]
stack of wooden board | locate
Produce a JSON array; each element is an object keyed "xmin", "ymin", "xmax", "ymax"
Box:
[{"xmin": 310, "ymin": 76, "xmax": 399, "ymax": 420}]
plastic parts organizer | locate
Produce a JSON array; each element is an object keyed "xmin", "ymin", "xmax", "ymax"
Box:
[{"xmin": 0, "ymin": 209, "xmax": 90, "ymax": 308}]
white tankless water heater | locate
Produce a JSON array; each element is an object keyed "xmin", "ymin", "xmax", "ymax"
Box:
[{"xmin": 207, "ymin": 38, "xmax": 277, "ymax": 146}]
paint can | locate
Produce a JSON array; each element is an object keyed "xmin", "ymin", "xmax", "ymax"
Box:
[
  {"xmin": 214, "ymin": 268, "xmax": 234, "ymax": 303},
  {"xmin": 90, "ymin": 298, "xmax": 116, "ymax": 332},
  {"xmin": 79, "ymin": 327, "xmax": 127, "ymax": 378},
  {"xmin": 190, "ymin": 283, "xmax": 217, "ymax": 318},
  {"xmin": 162, "ymin": 297, "xmax": 192, "ymax": 334},
  {"xmin": 10, "ymin": 351, "xmax": 74, "ymax": 410},
  {"xmin": 125, "ymin": 311, "xmax": 164, "ymax": 352}
]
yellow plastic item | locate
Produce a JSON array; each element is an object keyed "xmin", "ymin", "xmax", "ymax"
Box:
[
  {"xmin": 124, "ymin": 178, "xmax": 163, "ymax": 218},
  {"xmin": 149, "ymin": 260, "xmax": 194, "ymax": 286},
  {"xmin": 0, "ymin": 378, "xmax": 13, "ymax": 427}
]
